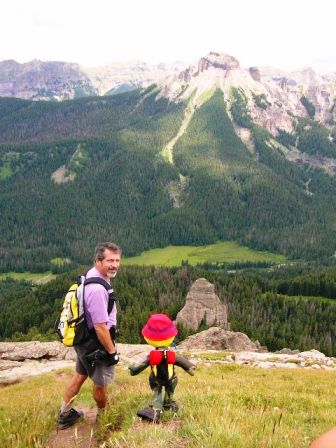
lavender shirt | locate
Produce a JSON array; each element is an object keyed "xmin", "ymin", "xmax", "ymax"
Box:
[{"xmin": 84, "ymin": 267, "xmax": 117, "ymax": 330}]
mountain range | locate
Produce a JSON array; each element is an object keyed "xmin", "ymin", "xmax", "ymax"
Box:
[
  {"xmin": 0, "ymin": 58, "xmax": 184, "ymax": 100},
  {"xmin": 0, "ymin": 51, "xmax": 336, "ymax": 271}
]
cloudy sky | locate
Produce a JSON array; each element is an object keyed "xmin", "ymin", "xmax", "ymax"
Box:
[{"xmin": 1, "ymin": 0, "xmax": 336, "ymax": 71}]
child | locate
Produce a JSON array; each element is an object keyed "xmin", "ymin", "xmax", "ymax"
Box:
[{"xmin": 129, "ymin": 313, "xmax": 196, "ymax": 422}]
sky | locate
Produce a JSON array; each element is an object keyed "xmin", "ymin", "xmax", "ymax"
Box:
[{"xmin": 1, "ymin": 0, "xmax": 336, "ymax": 72}]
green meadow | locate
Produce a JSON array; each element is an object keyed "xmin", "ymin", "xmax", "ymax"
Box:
[
  {"xmin": 0, "ymin": 361, "xmax": 334, "ymax": 447},
  {"xmin": 0, "ymin": 271, "xmax": 56, "ymax": 284},
  {"xmin": 0, "ymin": 242, "xmax": 287, "ymax": 283},
  {"xmin": 123, "ymin": 241, "xmax": 287, "ymax": 267}
]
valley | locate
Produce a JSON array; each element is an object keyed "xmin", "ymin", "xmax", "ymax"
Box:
[{"xmin": 122, "ymin": 241, "xmax": 287, "ymax": 267}]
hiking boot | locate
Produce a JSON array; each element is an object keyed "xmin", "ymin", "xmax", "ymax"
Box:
[
  {"xmin": 137, "ymin": 407, "xmax": 161, "ymax": 422},
  {"xmin": 57, "ymin": 408, "xmax": 84, "ymax": 430}
]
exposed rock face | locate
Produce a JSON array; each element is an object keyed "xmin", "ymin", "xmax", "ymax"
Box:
[
  {"xmin": 178, "ymin": 327, "xmax": 262, "ymax": 352},
  {"xmin": 0, "ymin": 60, "xmax": 97, "ymax": 100},
  {"xmin": 160, "ymin": 51, "xmax": 336, "ymax": 140},
  {"xmin": 249, "ymin": 67, "xmax": 261, "ymax": 82},
  {"xmin": 175, "ymin": 278, "xmax": 228, "ymax": 331},
  {"xmin": 178, "ymin": 52, "xmax": 239, "ymax": 83}
]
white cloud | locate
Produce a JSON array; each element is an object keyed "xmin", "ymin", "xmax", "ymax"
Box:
[{"xmin": 0, "ymin": 0, "xmax": 335, "ymax": 71}]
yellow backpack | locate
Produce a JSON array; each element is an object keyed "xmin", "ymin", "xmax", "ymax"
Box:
[{"xmin": 55, "ymin": 275, "xmax": 115, "ymax": 346}]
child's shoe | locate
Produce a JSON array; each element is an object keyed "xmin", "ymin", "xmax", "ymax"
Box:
[{"xmin": 137, "ymin": 407, "xmax": 162, "ymax": 422}]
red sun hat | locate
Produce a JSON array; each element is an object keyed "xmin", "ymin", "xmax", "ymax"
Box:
[{"xmin": 141, "ymin": 313, "xmax": 178, "ymax": 341}]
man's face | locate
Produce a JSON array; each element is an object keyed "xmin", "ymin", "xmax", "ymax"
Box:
[{"xmin": 96, "ymin": 249, "xmax": 121, "ymax": 279}]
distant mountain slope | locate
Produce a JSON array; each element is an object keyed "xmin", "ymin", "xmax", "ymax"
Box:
[
  {"xmin": 0, "ymin": 52, "xmax": 336, "ymax": 270},
  {"xmin": 0, "ymin": 59, "xmax": 184, "ymax": 100}
]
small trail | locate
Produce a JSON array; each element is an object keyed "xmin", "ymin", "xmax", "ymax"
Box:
[{"xmin": 47, "ymin": 407, "xmax": 98, "ymax": 448}]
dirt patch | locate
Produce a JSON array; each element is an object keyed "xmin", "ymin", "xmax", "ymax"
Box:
[
  {"xmin": 51, "ymin": 165, "xmax": 76, "ymax": 184},
  {"xmin": 55, "ymin": 371, "xmax": 73, "ymax": 380},
  {"xmin": 104, "ymin": 417, "xmax": 186, "ymax": 448},
  {"xmin": 132, "ymin": 416, "xmax": 182, "ymax": 431},
  {"xmin": 0, "ymin": 379, "xmax": 22, "ymax": 388},
  {"xmin": 47, "ymin": 407, "xmax": 99, "ymax": 448}
]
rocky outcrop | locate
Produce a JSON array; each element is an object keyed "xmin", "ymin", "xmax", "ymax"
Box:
[
  {"xmin": 0, "ymin": 341, "xmax": 75, "ymax": 385},
  {"xmin": 178, "ymin": 52, "xmax": 239, "ymax": 83},
  {"xmin": 231, "ymin": 349, "xmax": 336, "ymax": 370},
  {"xmin": 249, "ymin": 67, "xmax": 261, "ymax": 82},
  {"xmin": 175, "ymin": 278, "xmax": 228, "ymax": 331},
  {"xmin": 2, "ymin": 342, "xmax": 335, "ymax": 386},
  {"xmin": 0, "ymin": 342, "xmax": 151, "ymax": 385},
  {"xmin": 0, "ymin": 341, "xmax": 75, "ymax": 361},
  {"xmin": 178, "ymin": 327, "xmax": 262, "ymax": 352}
]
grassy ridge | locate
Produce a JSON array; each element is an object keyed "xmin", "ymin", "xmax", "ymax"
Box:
[
  {"xmin": 123, "ymin": 241, "xmax": 287, "ymax": 267},
  {"xmin": 0, "ymin": 363, "xmax": 334, "ymax": 447}
]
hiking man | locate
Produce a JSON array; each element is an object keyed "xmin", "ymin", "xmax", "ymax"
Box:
[{"xmin": 57, "ymin": 242, "xmax": 121, "ymax": 429}]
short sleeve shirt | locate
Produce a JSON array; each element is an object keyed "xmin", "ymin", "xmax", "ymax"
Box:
[{"xmin": 84, "ymin": 267, "xmax": 117, "ymax": 330}]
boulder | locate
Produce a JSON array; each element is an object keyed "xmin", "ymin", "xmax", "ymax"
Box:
[
  {"xmin": 178, "ymin": 327, "xmax": 262, "ymax": 352},
  {"xmin": 0, "ymin": 341, "xmax": 75, "ymax": 361}
]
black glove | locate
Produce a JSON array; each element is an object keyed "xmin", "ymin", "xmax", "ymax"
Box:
[
  {"xmin": 104, "ymin": 351, "xmax": 120, "ymax": 366},
  {"xmin": 85, "ymin": 348, "xmax": 119, "ymax": 367}
]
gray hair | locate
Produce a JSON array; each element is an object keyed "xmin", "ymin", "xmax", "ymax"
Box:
[{"xmin": 94, "ymin": 242, "xmax": 122, "ymax": 262}]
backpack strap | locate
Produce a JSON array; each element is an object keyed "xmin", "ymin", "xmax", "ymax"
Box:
[{"xmin": 83, "ymin": 276, "xmax": 116, "ymax": 314}]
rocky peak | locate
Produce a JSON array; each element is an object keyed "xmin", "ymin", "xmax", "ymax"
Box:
[
  {"xmin": 249, "ymin": 66, "xmax": 261, "ymax": 82},
  {"xmin": 175, "ymin": 278, "xmax": 228, "ymax": 331},
  {"xmin": 179, "ymin": 51, "xmax": 240, "ymax": 82},
  {"xmin": 198, "ymin": 52, "xmax": 240, "ymax": 72}
]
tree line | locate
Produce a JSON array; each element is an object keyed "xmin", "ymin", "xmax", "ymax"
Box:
[{"xmin": 1, "ymin": 263, "xmax": 336, "ymax": 355}]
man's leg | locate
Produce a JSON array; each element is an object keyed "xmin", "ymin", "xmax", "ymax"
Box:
[
  {"xmin": 91, "ymin": 363, "xmax": 115, "ymax": 419},
  {"xmin": 63, "ymin": 372, "xmax": 88, "ymax": 406},
  {"xmin": 93, "ymin": 384, "xmax": 108, "ymax": 410},
  {"xmin": 57, "ymin": 373, "xmax": 88, "ymax": 430}
]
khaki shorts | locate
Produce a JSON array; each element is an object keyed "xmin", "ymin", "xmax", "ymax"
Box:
[{"xmin": 75, "ymin": 339, "xmax": 115, "ymax": 387}]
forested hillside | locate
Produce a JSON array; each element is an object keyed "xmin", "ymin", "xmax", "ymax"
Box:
[
  {"xmin": 1, "ymin": 263, "xmax": 336, "ymax": 355},
  {"xmin": 0, "ymin": 86, "xmax": 336, "ymax": 271}
]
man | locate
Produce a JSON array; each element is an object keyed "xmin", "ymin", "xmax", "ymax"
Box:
[{"xmin": 57, "ymin": 242, "xmax": 121, "ymax": 429}]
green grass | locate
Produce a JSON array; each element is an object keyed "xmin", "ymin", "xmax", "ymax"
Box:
[
  {"xmin": 50, "ymin": 257, "xmax": 71, "ymax": 266},
  {"xmin": 0, "ymin": 271, "xmax": 56, "ymax": 284},
  {"xmin": 0, "ymin": 162, "xmax": 13, "ymax": 180},
  {"xmin": 123, "ymin": 241, "xmax": 287, "ymax": 267},
  {"xmin": 0, "ymin": 363, "xmax": 335, "ymax": 447}
]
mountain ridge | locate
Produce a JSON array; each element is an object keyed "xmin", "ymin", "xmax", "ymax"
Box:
[
  {"xmin": 0, "ymin": 58, "xmax": 185, "ymax": 100},
  {"xmin": 1, "ymin": 51, "xmax": 336, "ymax": 105},
  {"xmin": 0, "ymin": 52, "xmax": 336, "ymax": 268}
]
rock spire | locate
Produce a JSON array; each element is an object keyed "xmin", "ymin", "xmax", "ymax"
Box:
[{"xmin": 175, "ymin": 278, "xmax": 228, "ymax": 331}]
